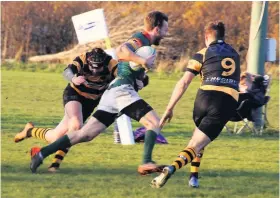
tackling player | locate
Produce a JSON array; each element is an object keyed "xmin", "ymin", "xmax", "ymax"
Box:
[{"xmin": 15, "ymin": 48, "xmax": 118, "ymax": 172}]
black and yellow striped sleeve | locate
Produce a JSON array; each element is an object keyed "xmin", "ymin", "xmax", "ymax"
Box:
[
  {"xmin": 185, "ymin": 48, "xmax": 207, "ymax": 75},
  {"xmin": 67, "ymin": 53, "xmax": 87, "ymax": 73}
]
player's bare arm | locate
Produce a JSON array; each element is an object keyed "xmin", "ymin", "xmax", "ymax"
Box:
[
  {"xmin": 160, "ymin": 71, "xmax": 195, "ymax": 127},
  {"xmin": 116, "ymin": 43, "xmax": 155, "ymax": 68}
]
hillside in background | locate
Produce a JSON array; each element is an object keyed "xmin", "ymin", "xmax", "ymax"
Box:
[{"xmin": 1, "ymin": 2, "xmax": 279, "ymax": 71}]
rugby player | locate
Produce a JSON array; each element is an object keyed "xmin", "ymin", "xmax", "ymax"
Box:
[
  {"xmin": 151, "ymin": 21, "xmax": 241, "ymax": 188},
  {"xmin": 15, "ymin": 48, "xmax": 118, "ymax": 172},
  {"xmin": 29, "ymin": 11, "xmax": 169, "ymax": 175}
]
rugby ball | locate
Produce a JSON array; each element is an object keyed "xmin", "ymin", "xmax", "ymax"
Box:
[{"xmin": 129, "ymin": 46, "xmax": 156, "ymax": 71}]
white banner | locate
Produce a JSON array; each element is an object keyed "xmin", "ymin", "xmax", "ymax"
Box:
[{"xmin": 72, "ymin": 9, "xmax": 109, "ymax": 44}]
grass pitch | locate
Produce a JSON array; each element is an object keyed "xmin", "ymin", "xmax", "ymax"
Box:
[{"xmin": 1, "ymin": 70, "xmax": 279, "ymax": 198}]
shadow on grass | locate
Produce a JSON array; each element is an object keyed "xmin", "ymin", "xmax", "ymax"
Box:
[
  {"xmin": 2, "ymin": 162, "xmax": 278, "ymax": 179},
  {"xmin": 2, "ymin": 163, "xmax": 140, "ymax": 182}
]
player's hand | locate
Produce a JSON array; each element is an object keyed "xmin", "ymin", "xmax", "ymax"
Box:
[
  {"xmin": 136, "ymin": 79, "xmax": 144, "ymax": 90},
  {"xmin": 142, "ymin": 75, "xmax": 149, "ymax": 87},
  {"xmin": 160, "ymin": 109, "xmax": 173, "ymax": 128},
  {"xmin": 144, "ymin": 54, "xmax": 156, "ymax": 69},
  {"xmin": 72, "ymin": 76, "xmax": 86, "ymax": 85}
]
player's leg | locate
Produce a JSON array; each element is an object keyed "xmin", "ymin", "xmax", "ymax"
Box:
[
  {"xmin": 48, "ymin": 100, "xmax": 83, "ymax": 172},
  {"xmin": 14, "ymin": 122, "xmax": 53, "ymax": 143},
  {"xmin": 45, "ymin": 115, "xmax": 69, "ymax": 142},
  {"xmin": 185, "ymin": 90, "xmax": 210, "ymax": 187},
  {"xmin": 14, "ymin": 114, "xmax": 71, "ymax": 143},
  {"xmin": 38, "ymin": 85, "xmax": 81, "ymax": 172},
  {"xmin": 173, "ymin": 128, "xmax": 211, "ymax": 172},
  {"xmin": 151, "ymin": 91, "xmax": 238, "ymax": 188},
  {"xmin": 14, "ymin": 85, "xmax": 74, "ymax": 143},
  {"xmin": 151, "ymin": 127, "xmax": 211, "ymax": 188},
  {"xmin": 189, "ymin": 147, "xmax": 205, "ymax": 188},
  {"xmin": 48, "ymin": 86, "xmax": 100, "ymax": 172},
  {"xmin": 139, "ymin": 110, "xmax": 162, "ymax": 172},
  {"xmin": 27, "ymin": 115, "xmax": 69, "ymax": 170},
  {"xmin": 30, "ymin": 89, "xmax": 117, "ymax": 173},
  {"xmin": 151, "ymin": 90, "xmax": 210, "ymax": 187},
  {"xmin": 186, "ymin": 91, "xmax": 238, "ymax": 188},
  {"xmin": 113, "ymin": 84, "xmax": 164, "ymax": 174},
  {"xmin": 120, "ymin": 99, "xmax": 163, "ymax": 175},
  {"xmin": 30, "ymin": 116, "xmax": 109, "ymax": 173},
  {"xmin": 48, "ymin": 96, "xmax": 100, "ymax": 172}
]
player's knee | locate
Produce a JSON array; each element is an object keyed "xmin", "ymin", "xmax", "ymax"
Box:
[
  {"xmin": 69, "ymin": 117, "xmax": 83, "ymax": 131},
  {"xmin": 145, "ymin": 120, "xmax": 160, "ymax": 134}
]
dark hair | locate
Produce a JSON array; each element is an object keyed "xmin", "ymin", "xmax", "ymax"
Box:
[
  {"xmin": 144, "ymin": 11, "xmax": 168, "ymax": 31},
  {"xmin": 204, "ymin": 21, "xmax": 225, "ymax": 40}
]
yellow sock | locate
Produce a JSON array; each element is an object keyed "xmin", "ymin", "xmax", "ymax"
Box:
[
  {"xmin": 190, "ymin": 148, "xmax": 204, "ymax": 178},
  {"xmin": 27, "ymin": 127, "xmax": 51, "ymax": 141},
  {"xmin": 171, "ymin": 147, "xmax": 196, "ymax": 172},
  {"xmin": 49, "ymin": 147, "xmax": 70, "ymax": 169}
]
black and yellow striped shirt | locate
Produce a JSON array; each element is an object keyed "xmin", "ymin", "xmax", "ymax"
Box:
[
  {"xmin": 186, "ymin": 40, "xmax": 240, "ymax": 101},
  {"xmin": 66, "ymin": 52, "xmax": 118, "ymax": 100}
]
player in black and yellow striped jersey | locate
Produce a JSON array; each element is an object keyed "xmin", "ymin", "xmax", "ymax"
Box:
[
  {"xmin": 14, "ymin": 48, "xmax": 118, "ymax": 172},
  {"xmin": 151, "ymin": 21, "xmax": 240, "ymax": 188}
]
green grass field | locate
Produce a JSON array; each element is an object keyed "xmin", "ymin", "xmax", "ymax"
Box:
[{"xmin": 1, "ymin": 70, "xmax": 279, "ymax": 198}]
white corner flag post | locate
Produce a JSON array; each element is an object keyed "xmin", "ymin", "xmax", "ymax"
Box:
[{"xmin": 72, "ymin": 9, "xmax": 134, "ymax": 145}]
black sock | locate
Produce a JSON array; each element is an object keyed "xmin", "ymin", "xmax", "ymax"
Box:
[{"xmin": 40, "ymin": 135, "xmax": 71, "ymax": 158}]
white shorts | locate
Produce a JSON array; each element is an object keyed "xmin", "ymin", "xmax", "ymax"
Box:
[{"xmin": 97, "ymin": 84, "xmax": 141, "ymax": 114}]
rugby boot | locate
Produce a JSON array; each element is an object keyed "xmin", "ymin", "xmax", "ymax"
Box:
[
  {"xmin": 138, "ymin": 161, "xmax": 166, "ymax": 176},
  {"xmin": 30, "ymin": 146, "xmax": 41, "ymax": 157},
  {"xmin": 14, "ymin": 122, "xmax": 34, "ymax": 143},
  {"xmin": 150, "ymin": 166, "xmax": 174, "ymax": 188},
  {"xmin": 188, "ymin": 176, "xmax": 199, "ymax": 188},
  {"xmin": 30, "ymin": 149, "xmax": 43, "ymax": 173}
]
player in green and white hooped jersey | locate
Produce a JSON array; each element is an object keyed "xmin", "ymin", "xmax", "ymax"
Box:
[{"xmin": 30, "ymin": 11, "xmax": 169, "ymax": 175}]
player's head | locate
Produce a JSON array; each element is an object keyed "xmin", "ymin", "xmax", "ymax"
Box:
[
  {"xmin": 204, "ymin": 21, "xmax": 225, "ymax": 47},
  {"xmin": 144, "ymin": 11, "xmax": 168, "ymax": 46},
  {"xmin": 87, "ymin": 48, "xmax": 108, "ymax": 69}
]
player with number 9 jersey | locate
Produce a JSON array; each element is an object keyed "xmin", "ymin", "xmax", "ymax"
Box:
[
  {"xmin": 151, "ymin": 22, "xmax": 241, "ymax": 189},
  {"xmin": 186, "ymin": 40, "xmax": 240, "ymax": 102},
  {"xmin": 186, "ymin": 39, "xmax": 240, "ymax": 141}
]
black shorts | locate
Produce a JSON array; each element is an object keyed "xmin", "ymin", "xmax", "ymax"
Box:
[
  {"xmin": 63, "ymin": 84, "xmax": 100, "ymax": 122},
  {"xmin": 93, "ymin": 99, "xmax": 153, "ymax": 127},
  {"xmin": 193, "ymin": 89, "xmax": 238, "ymax": 141}
]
